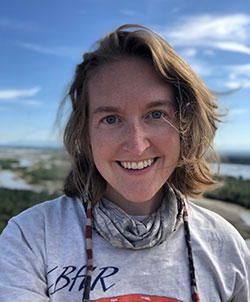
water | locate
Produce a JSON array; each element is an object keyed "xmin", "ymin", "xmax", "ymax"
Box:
[
  {"xmin": 241, "ymin": 213, "xmax": 250, "ymax": 227},
  {"xmin": 211, "ymin": 163, "xmax": 250, "ymax": 180},
  {"xmin": 18, "ymin": 159, "xmax": 33, "ymax": 167},
  {"xmin": 0, "ymin": 162, "xmax": 249, "ymax": 191},
  {"xmin": 0, "ymin": 170, "xmax": 36, "ymax": 191},
  {"xmin": 0, "ymin": 164, "xmax": 250, "ymax": 249}
]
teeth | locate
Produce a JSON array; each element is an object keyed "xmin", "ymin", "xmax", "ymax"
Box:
[{"xmin": 120, "ymin": 159, "xmax": 154, "ymax": 170}]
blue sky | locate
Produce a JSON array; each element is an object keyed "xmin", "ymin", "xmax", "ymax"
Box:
[{"xmin": 0, "ymin": 0, "xmax": 250, "ymax": 152}]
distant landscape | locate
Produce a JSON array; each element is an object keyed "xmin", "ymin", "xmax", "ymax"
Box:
[
  {"xmin": 219, "ymin": 151, "xmax": 250, "ymax": 165},
  {"xmin": 0, "ymin": 146, "xmax": 250, "ymax": 241}
]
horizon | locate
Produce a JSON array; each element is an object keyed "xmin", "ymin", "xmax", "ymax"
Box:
[{"xmin": 0, "ymin": 142, "xmax": 250, "ymax": 157}]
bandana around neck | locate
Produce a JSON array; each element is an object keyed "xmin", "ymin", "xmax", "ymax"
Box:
[{"xmin": 92, "ymin": 187, "xmax": 183, "ymax": 249}]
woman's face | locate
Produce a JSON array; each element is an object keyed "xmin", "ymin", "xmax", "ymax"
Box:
[{"xmin": 88, "ymin": 57, "xmax": 180, "ymax": 215}]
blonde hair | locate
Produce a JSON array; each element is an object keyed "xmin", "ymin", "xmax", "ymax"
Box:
[{"xmin": 62, "ymin": 24, "xmax": 221, "ymax": 203}]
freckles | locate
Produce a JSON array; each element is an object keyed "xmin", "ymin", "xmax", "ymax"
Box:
[
  {"xmin": 157, "ymin": 128, "xmax": 178, "ymax": 141},
  {"xmin": 91, "ymin": 137, "xmax": 106, "ymax": 151},
  {"xmin": 91, "ymin": 132, "xmax": 117, "ymax": 153}
]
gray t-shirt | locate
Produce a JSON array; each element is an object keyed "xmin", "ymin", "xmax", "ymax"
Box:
[{"xmin": 0, "ymin": 195, "xmax": 249, "ymax": 301}]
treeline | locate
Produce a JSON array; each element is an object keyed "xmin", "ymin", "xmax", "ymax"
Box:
[
  {"xmin": 0, "ymin": 188, "xmax": 60, "ymax": 233},
  {"xmin": 19, "ymin": 165, "xmax": 69, "ymax": 184},
  {"xmin": 0, "ymin": 153, "xmax": 70, "ymax": 185},
  {"xmin": 204, "ymin": 176, "xmax": 250, "ymax": 209},
  {"xmin": 220, "ymin": 153, "xmax": 250, "ymax": 165},
  {"xmin": 0, "ymin": 176, "xmax": 250, "ymax": 233},
  {"xmin": 0, "ymin": 159, "xmax": 19, "ymax": 169}
]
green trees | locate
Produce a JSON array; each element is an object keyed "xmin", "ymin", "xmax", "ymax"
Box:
[
  {"xmin": 204, "ymin": 176, "xmax": 250, "ymax": 209},
  {"xmin": 0, "ymin": 159, "xmax": 19, "ymax": 169},
  {"xmin": 0, "ymin": 188, "xmax": 59, "ymax": 232},
  {"xmin": 1, "ymin": 176, "xmax": 250, "ymax": 233}
]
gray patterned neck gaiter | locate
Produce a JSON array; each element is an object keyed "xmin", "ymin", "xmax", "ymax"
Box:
[{"xmin": 92, "ymin": 187, "xmax": 183, "ymax": 249}]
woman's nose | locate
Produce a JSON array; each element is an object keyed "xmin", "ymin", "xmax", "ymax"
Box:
[{"xmin": 122, "ymin": 122, "xmax": 150, "ymax": 156}]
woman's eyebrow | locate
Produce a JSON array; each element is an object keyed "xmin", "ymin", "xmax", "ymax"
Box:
[
  {"xmin": 92, "ymin": 106, "xmax": 120, "ymax": 115},
  {"xmin": 145, "ymin": 100, "xmax": 173, "ymax": 109},
  {"xmin": 92, "ymin": 100, "xmax": 173, "ymax": 115}
]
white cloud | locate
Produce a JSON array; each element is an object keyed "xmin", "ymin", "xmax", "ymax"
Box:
[
  {"xmin": 225, "ymin": 63, "xmax": 250, "ymax": 88},
  {"xmin": 0, "ymin": 17, "xmax": 37, "ymax": 31},
  {"xmin": 169, "ymin": 14, "xmax": 249, "ymax": 42},
  {"xmin": 120, "ymin": 9, "xmax": 136, "ymax": 17},
  {"xmin": 162, "ymin": 14, "xmax": 250, "ymax": 55},
  {"xmin": 225, "ymin": 80, "xmax": 250, "ymax": 89},
  {"xmin": 203, "ymin": 49, "xmax": 215, "ymax": 56},
  {"xmin": 214, "ymin": 42, "xmax": 250, "ymax": 55},
  {"xmin": 19, "ymin": 42, "xmax": 82, "ymax": 59},
  {"xmin": 0, "ymin": 87, "xmax": 42, "ymax": 107},
  {"xmin": 170, "ymin": 5, "xmax": 185, "ymax": 15},
  {"xmin": 0, "ymin": 87, "xmax": 40, "ymax": 100},
  {"xmin": 180, "ymin": 48, "xmax": 197, "ymax": 58},
  {"xmin": 177, "ymin": 55, "xmax": 213, "ymax": 77},
  {"xmin": 178, "ymin": 49, "xmax": 214, "ymax": 77},
  {"xmin": 188, "ymin": 60, "xmax": 213, "ymax": 77},
  {"xmin": 19, "ymin": 99, "xmax": 43, "ymax": 107},
  {"xmin": 228, "ymin": 64, "xmax": 250, "ymax": 76},
  {"xmin": 20, "ymin": 43, "xmax": 58, "ymax": 56},
  {"xmin": 229, "ymin": 108, "xmax": 250, "ymax": 115}
]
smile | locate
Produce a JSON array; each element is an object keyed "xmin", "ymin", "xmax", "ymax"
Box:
[{"xmin": 118, "ymin": 158, "xmax": 156, "ymax": 170}]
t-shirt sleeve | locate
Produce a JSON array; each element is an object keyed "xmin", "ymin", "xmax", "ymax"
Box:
[
  {"xmin": 0, "ymin": 218, "xmax": 49, "ymax": 302},
  {"xmin": 188, "ymin": 202, "xmax": 250, "ymax": 301},
  {"xmin": 231, "ymin": 242, "xmax": 250, "ymax": 302}
]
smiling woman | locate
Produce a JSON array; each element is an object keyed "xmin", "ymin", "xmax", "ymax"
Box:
[
  {"xmin": 88, "ymin": 57, "xmax": 180, "ymax": 214},
  {"xmin": 0, "ymin": 24, "xmax": 249, "ymax": 302}
]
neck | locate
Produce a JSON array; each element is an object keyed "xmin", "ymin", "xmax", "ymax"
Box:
[{"xmin": 103, "ymin": 188, "xmax": 164, "ymax": 216}]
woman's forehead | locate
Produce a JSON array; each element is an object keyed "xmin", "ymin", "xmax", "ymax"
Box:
[{"xmin": 87, "ymin": 57, "xmax": 175, "ymax": 111}]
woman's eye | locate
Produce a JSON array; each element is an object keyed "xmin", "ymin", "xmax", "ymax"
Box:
[
  {"xmin": 150, "ymin": 111, "xmax": 164, "ymax": 119},
  {"xmin": 103, "ymin": 115, "xmax": 118, "ymax": 124}
]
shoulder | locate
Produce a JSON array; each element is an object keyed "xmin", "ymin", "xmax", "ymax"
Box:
[
  {"xmin": 3, "ymin": 195, "xmax": 85, "ymax": 237},
  {"xmin": 187, "ymin": 200, "xmax": 235, "ymax": 230},
  {"xmin": 186, "ymin": 200, "xmax": 250, "ymax": 299},
  {"xmin": 187, "ymin": 200, "xmax": 250, "ymax": 257}
]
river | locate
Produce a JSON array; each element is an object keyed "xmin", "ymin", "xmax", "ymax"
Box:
[
  {"xmin": 211, "ymin": 163, "xmax": 250, "ymax": 180},
  {"xmin": 241, "ymin": 212, "xmax": 250, "ymax": 227},
  {"xmin": 0, "ymin": 162, "xmax": 249, "ymax": 191},
  {"xmin": 1, "ymin": 166, "xmax": 249, "ymax": 249},
  {"xmin": 0, "ymin": 170, "xmax": 38, "ymax": 191}
]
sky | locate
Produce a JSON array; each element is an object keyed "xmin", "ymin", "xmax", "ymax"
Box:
[{"xmin": 0, "ymin": 0, "xmax": 250, "ymax": 153}]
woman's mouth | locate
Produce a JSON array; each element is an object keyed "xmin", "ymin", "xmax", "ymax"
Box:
[{"xmin": 118, "ymin": 158, "xmax": 157, "ymax": 170}]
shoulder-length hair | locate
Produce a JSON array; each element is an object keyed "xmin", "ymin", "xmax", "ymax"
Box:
[{"xmin": 62, "ymin": 24, "xmax": 221, "ymax": 204}]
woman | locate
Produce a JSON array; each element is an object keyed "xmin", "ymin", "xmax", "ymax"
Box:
[{"xmin": 0, "ymin": 24, "xmax": 249, "ymax": 302}]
